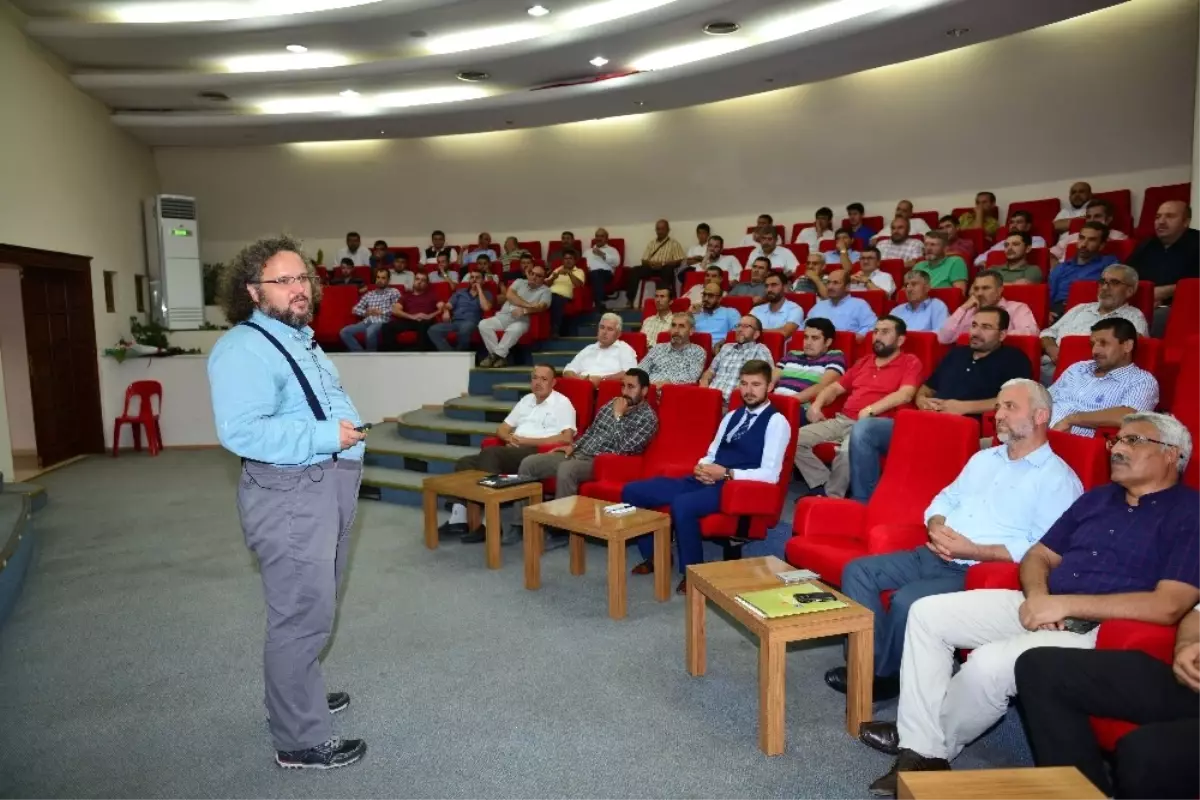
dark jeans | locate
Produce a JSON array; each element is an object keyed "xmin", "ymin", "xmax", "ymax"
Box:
[
  {"xmin": 380, "ymin": 318, "xmax": 434, "ymax": 351},
  {"xmin": 589, "ymin": 269, "xmax": 613, "ymax": 309},
  {"xmin": 848, "ymin": 417, "xmax": 894, "ymax": 500},
  {"xmin": 550, "ymin": 294, "xmax": 570, "ymax": 337},
  {"xmin": 428, "ymin": 319, "xmax": 477, "ymax": 352},
  {"xmin": 625, "ymin": 265, "xmax": 676, "ymax": 302},
  {"xmin": 1016, "ymin": 647, "xmax": 1199, "ymax": 799}
]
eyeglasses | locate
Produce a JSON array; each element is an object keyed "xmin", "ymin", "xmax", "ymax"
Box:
[
  {"xmin": 254, "ymin": 275, "xmax": 318, "ymax": 287},
  {"xmin": 1098, "ymin": 279, "xmax": 1132, "ymax": 288},
  {"xmin": 1106, "ymin": 434, "xmax": 1175, "ymax": 450}
]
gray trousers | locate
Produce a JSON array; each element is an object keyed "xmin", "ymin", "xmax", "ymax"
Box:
[
  {"xmin": 238, "ymin": 457, "xmax": 362, "ymax": 752},
  {"xmin": 518, "ymin": 451, "xmax": 595, "ymax": 497},
  {"xmin": 794, "ymin": 414, "xmax": 854, "ymax": 498},
  {"xmin": 478, "ymin": 312, "xmax": 529, "ymax": 358}
]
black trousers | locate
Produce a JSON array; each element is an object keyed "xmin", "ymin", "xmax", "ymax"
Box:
[
  {"xmin": 1015, "ymin": 647, "xmax": 1199, "ymax": 799},
  {"xmin": 454, "ymin": 445, "xmax": 537, "ymax": 474},
  {"xmin": 380, "ymin": 319, "xmax": 433, "ymax": 351},
  {"xmin": 625, "ymin": 265, "xmax": 675, "ymax": 301}
]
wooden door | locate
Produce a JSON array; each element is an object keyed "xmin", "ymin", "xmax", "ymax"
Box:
[{"xmin": 21, "ymin": 266, "xmax": 105, "ymax": 466}]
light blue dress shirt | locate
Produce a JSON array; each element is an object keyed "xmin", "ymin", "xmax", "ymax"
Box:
[
  {"xmin": 807, "ymin": 296, "xmax": 877, "ymax": 335},
  {"xmin": 751, "ymin": 299, "xmax": 805, "ymax": 330},
  {"xmin": 925, "ymin": 441, "xmax": 1084, "ymax": 563},
  {"xmin": 208, "ymin": 310, "xmax": 365, "ymax": 466},
  {"xmin": 693, "ymin": 306, "xmax": 740, "ymax": 341},
  {"xmin": 890, "ymin": 298, "xmax": 950, "ymax": 332}
]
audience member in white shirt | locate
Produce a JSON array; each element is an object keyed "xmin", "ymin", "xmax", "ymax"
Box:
[
  {"xmin": 1049, "ymin": 198, "xmax": 1128, "ymax": 265},
  {"xmin": 563, "ymin": 313, "xmax": 639, "ymax": 385},
  {"xmin": 461, "ymin": 232, "xmax": 496, "ymax": 266},
  {"xmin": 749, "ymin": 228, "xmax": 800, "ymax": 275},
  {"xmin": 426, "ymin": 253, "xmax": 460, "ymax": 285},
  {"xmin": 796, "ymin": 207, "xmax": 836, "ymax": 250},
  {"xmin": 424, "ymin": 230, "xmax": 459, "ymax": 265},
  {"xmin": 692, "ymin": 235, "xmax": 743, "ymax": 283},
  {"xmin": 685, "ymin": 266, "xmax": 728, "ymax": 308},
  {"xmin": 871, "ymin": 199, "xmax": 930, "ymax": 241},
  {"xmin": 687, "ymin": 222, "xmax": 712, "ymax": 266},
  {"xmin": 741, "ymin": 213, "xmax": 777, "ymax": 247},
  {"xmin": 974, "ymin": 210, "xmax": 1048, "ymax": 266},
  {"xmin": 336, "ymin": 231, "xmax": 373, "ymax": 267},
  {"xmin": 849, "ymin": 247, "xmax": 897, "ymax": 296},
  {"xmin": 586, "ymin": 227, "xmax": 622, "ymax": 311},
  {"xmin": 1053, "ymin": 181, "xmax": 1093, "ymax": 235}
]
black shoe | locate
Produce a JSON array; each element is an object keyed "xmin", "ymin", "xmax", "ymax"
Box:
[
  {"xmin": 824, "ymin": 667, "xmax": 901, "ymax": 702},
  {"xmin": 438, "ymin": 521, "xmax": 468, "ymax": 537},
  {"xmin": 276, "ymin": 737, "xmax": 367, "ymax": 770},
  {"xmin": 867, "ymin": 749, "xmax": 950, "ymax": 797},
  {"xmin": 461, "ymin": 526, "xmax": 486, "ymax": 544},
  {"xmin": 327, "ymin": 691, "xmax": 350, "ymax": 714},
  {"xmin": 859, "ymin": 720, "xmax": 900, "ymax": 755}
]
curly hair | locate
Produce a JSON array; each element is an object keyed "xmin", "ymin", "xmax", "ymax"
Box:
[{"xmin": 217, "ymin": 234, "xmax": 321, "ymax": 325}]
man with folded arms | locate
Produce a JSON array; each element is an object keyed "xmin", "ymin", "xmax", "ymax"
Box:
[
  {"xmin": 563, "ymin": 313, "xmax": 639, "ymax": 385},
  {"xmin": 826, "ymin": 379, "xmax": 1081, "ymax": 702},
  {"xmin": 638, "ymin": 312, "xmax": 706, "ymax": 386},
  {"xmin": 860, "ymin": 411, "xmax": 1198, "ymax": 797}
]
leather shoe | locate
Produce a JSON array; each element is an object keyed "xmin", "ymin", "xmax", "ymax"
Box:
[
  {"xmin": 460, "ymin": 526, "xmax": 486, "ymax": 544},
  {"xmin": 824, "ymin": 666, "xmax": 900, "ymax": 702},
  {"xmin": 276, "ymin": 737, "xmax": 366, "ymax": 770},
  {"xmin": 675, "ymin": 578, "xmax": 687, "ymax": 595},
  {"xmin": 867, "ymin": 748, "xmax": 950, "ymax": 797},
  {"xmin": 859, "ymin": 720, "xmax": 900, "ymax": 755},
  {"xmin": 437, "ymin": 521, "xmax": 467, "ymax": 537}
]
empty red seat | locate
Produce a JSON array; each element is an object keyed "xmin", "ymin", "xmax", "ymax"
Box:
[
  {"xmin": 1162, "ymin": 278, "xmax": 1199, "ymax": 363},
  {"xmin": 311, "ymin": 285, "xmax": 360, "ymax": 346},
  {"xmin": 1170, "ymin": 336, "xmax": 1199, "ymax": 489},
  {"xmin": 929, "ymin": 287, "xmax": 965, "ymax": 315},
  {"xmin": 783, "ymin": 243, "xmax": 809, "ymax": 263},
  {"xmin": 112, "ymin": 380, "xmax": 163, "ymax": 457},
  {"xmin": 721, "ymin": 296, "xmax": 754, "ymax": 317},
  {"xmin": 784, "ymin": 292, "xmax": 817, "ymax": 316},
  {"xmin": 1002, "ymin": 283, "xmax": 1050, "ymax": 328}
]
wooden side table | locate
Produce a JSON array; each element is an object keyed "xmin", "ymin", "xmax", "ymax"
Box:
[
  {"xmin": 523, "ymin": 496, "xmax": 670, "ymax": 619},
  {"xmin": 897, "ymin": 767, "xmax": 1105, "ymax": 799},
  {"xmin": 421, "ymin": 470, "xmax": 543, "ymax": 569}
]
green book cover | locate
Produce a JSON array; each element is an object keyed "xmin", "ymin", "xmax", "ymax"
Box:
[{"xmin": 735, "ymin": 583, "xmax": 848, "ymax": 618}]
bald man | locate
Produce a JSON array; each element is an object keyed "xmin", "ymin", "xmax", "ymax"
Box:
[{"xmin": 1128, "ymin": 200, "xmax": 1199, "ymax": 336}]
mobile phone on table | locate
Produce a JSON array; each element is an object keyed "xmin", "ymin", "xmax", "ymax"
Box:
[{"xmin": 794, "ymin": 591, "xmax": 838, "ymax": 604}]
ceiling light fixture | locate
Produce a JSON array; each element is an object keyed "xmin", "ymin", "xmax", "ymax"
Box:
[
  {"xmin": 629, "ymin": 37, "xmax": 748, "ymax": 71},
  {"xmin": 105, "ymin": 0, "xmax": 386, "ymax": 24},
  {"xmin": 424, "ymin": 22, "xmax": 544, "ymax": 54},
  {"xmin": 285, "ymin": 44, "xmax": 308, "ymax": 53},
  {"xmin": 526, "ymin": 4, "xmax": 550, "ymax": 15},
  {"xmin": 221, "ymin": 51, "xmax": 350, "ymax": 73},
  {"xmin": 258, "ymin": 85, "xmax": 488, "ymax": 115},
  {"xmin": 759, "ymin": 0, "xmax": 896, "ymax": 42},
  {"xmin": 703, "ymin": 21, "xmax": 740, "ymax": 35},
  {"xmin": 589, "ymin": 56, "xmax": 608, "ymax": 67},
  {"xmin": 339, "ymin": 89, "xmax": 360, "ymax": 97}
]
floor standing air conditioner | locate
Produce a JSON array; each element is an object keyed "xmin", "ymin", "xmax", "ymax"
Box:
[{"xmin": 143, "ymin": 194, "xmax": 204, "ymax": 330}]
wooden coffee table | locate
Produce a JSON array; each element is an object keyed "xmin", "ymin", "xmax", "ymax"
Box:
[
  {"xmin": 685, "ymin": 555, "xmax": 874, "ymax": 756},
  {"xmin": 897, "ymin": 767, "xmax": 1104, "ymax": 799},
  {"xmin": 421, "ymin": 470, "xmax": 543, "ymax": 570},
  {"xmin": 523, "ymin": 496, "xmax": 671, "ymax": 619}
]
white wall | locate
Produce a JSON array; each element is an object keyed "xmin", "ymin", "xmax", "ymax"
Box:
[
  {"xmin": 0, "ymin": 266, "xmax": 35, "ymax": 454},
  {"xmin": 154, "ymin": 0, "xmax": 1198, "ymax": 266},
  {"xmin": 102, "ymin": 352, "xmax": 472, "ymax": 448}
]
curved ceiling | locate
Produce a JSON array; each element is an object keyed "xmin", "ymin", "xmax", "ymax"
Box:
[{"xmin": 13, "ymin": 0, "xmax": 1122, "ymax": 146}]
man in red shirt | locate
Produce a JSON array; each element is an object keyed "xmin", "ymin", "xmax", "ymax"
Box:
[
  {"xmin": 380, "ymin": 271, "xmax": 442, "ymax": 351},
  {"xmin": 794, "ymin": 315, "xmax": 923, "ymax": 497}
]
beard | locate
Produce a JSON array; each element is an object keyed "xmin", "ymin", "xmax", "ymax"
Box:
[
  {"xmin": 997, "ymin": 419, "xmax": 1032, "ymax": 444},
  {"xmin": 741, "ymin": 393, "xmax": 768, "ymax": 409},
  {"xmin": 873, "ymin": 342, "xmax": 898, "ymax": 357},
  {"xmin": 259, "ymin": 296, "xmax": 313, "ymax": 329}
]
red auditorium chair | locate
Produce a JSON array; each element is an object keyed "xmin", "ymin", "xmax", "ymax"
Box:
[
  {"xmin": 791, "ymin": 222, "xmax": 814, "ymax": 243},
  {"xmin": 311, "ymin": 285, "xmax": 360, "ymax": 346},
  {"xmin": 656, "ymin": 331, "xmax": 715, "ymax": 370},
  {"xmin": 862, "ymin": 329, "xmax": 945, "ymax": 381},
  {"xmin": 784, "ymin": 410, "xmax": 980, "ymax": 585},
  {"xmin": 721, "ymin": 330, "xmax": 784, "ymax": 363},
  {"xmin": 725, "ymin": 246, "xmax": 754, "ymax": 268},
  {"xmin": 783, "ymin": 243, "xmax": 809, "ymax": 263},
  {"xmin": 1092, "ymin": 189, "xmax": 1133, "ymax": 234},
  {"xmin": 1136, "ymin": 182, "xmax": 1191, "ymax": 238},
  {"xmin": 784, "ymin": 292, "xmax": 817, "ymax": 316},
  {"xmin": 1169, "ymin": 336, "xmax": 1199, "ymax": 489},
  {"xmin": 787, "ymin": 330, "xmax": 857, "ymax": 364},
  {"xmin": 517, "ymin": 240, "xmax": 543, "ymax": 261},
  {"xmin": 840, "ymin": 215, "xmax": 885, "ymax": 235},
  {"xmin": 579, "ymin": 384, "xmax": 724, "ymax": 502},
  {"xmin": 621, "ymin": 332, "xmax": 648, "ymax": 362},
  {"xmin": 958, "ymin": 228, "xmax": 985, "ymax": 255},
  {"xmin": 1006, "ymin": 198, "xmax": 1060, "ymax": 242},
  {"xmin": 1065, "ymin": 279, "xmax": 1155, "ymax": 323},
  {"xmin": 930, "ymin": 287, "xmax": 964, "ymax": 314},
  {"xmin": 745, "ymin": 224, "xmax": 786, "ymax": 240},
  {"xmin": 1051, "ymin": 335, "xmax": 1161, "ymax": 382},
  {"xmin": 857, "ymin": 290, "xmax": 888, "ymax": 318},
  {"xmin": 1161, "ymin": 278, "xmax": 1199, "ymax": 364},
  {"xmin": 1001, "ymin": 283, "xmax": 1050, "ymax": 328},
  {"xmin": 351, "ymin": 266, "xmax": 372, "ymax": 284},
  {"xmin": 722, "ymin": 295, "xmax": 754, "ymax": 317},
  {"xmin": 879, "ymin": 259, "xmax": 908, "ymax": 295},
  {"xmin": 819, "ymin": 239, "xmax": 837, "ymax": 254},
  {"xmin": 699, "ymin": 393, "xmax": 802, "ymax": 559},
  {"xmin": 912, "ymin": 210, "xmax": 939, "ymax": 230}
]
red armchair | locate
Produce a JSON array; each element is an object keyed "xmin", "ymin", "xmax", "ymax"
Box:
[
  {"xmin": 785, "ymin": 410, "xmax": 980, "ymax": 586},
  {"xmin": 311, "ymin": 285, "xmax": 360, "ymax": 346}
]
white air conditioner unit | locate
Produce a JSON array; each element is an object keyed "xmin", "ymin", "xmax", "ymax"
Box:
[{"xmin": 143, "ymin": 194, "xmax": 204, "ymax": 330}]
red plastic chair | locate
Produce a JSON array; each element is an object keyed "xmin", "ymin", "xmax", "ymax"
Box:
[
  {"xmin": 862, "ymin": 330, "xmax": 946, "ymax": 382},
  {"xmin": 912, "ymin": 211, "xmax": 939, "ymax": 230},
  {"xmin": 1005, "ymin": 198, "xmax": 1060, "ymax": 243},
  {"xmin": 620, "ymin": 332, "xmax": 648, "ymax": 362},
  {"xmin": 783, "ymin": 293, "xmax": 817, "ymax": 316},
  {"xmin": 878, "ymin": 259, "xmax": 908, "ymax": 293},
  {"xmin": 1052, "ymin": 335, "xmax": 1161, "ymax": 383},
  {"xmin": 721, "ymin": 296, "xmax": 754, "ymax": 317},
  {"xmin": 112, "ymin": 380, "xmax": 163, "ymax": 457},
  {"xmin": 1162, "ymin": 279, "xmax": 1199, "ymax": 364},
  {"xmin": 930, "ymin": 287, "xmax": 964, "ymax": 315},
  {"xmin": 1168, "ymin": 335, "xmax": 1199, "ymax": 489},
  {"xmin": 311, "ymin": 285, "xmax": 360, "ymax": 346},
  {"xmin": 840, "ymin": 215, "xmax": 885, "ymax": 235},
  {"xmin": 725, "ymin": 246, "xmax": 755, "ymax": 268},
  {"xmin": 783, "ymin": 243, "xmax": 809, "ymax": 263},
  {"xmin": 1065, "ymin": 280, "xmax": 1155, "ymax": 323},
  {"xmin": 1002, "ymin": 283, "xmax": 1050, "ymax": 328}
]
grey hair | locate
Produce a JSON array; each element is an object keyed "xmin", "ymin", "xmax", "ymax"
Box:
[
  {"xmin": 599, "ymin": 312, "xmax": 624, "ymax": 330},
  {"xmin": 1123, "ymin": 412, "xmax": 1193, "ymax": 473},
  {"xmin": 1102, "ymin": 263, "xmax": 1139, "ymax": 287},
  {"xmin": 904, "ymin": 269, "xmax": 931, "ymax": 284},
  {"xmin": 672, "ymin": 311, "xmax": 696, "ymax": 328},
  {"xmin": 1000, "ymin": 378, "xmax": 1052, "ymax": 413}
]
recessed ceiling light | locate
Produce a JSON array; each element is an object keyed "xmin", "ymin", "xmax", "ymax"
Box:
[
  {"xmin": 456, "ymin": 71, "xmax": 490, "ymax": 82},
  {"xmin": 527, "ymin": 5, "xmax": 550, "ymax": 16},
  {"xmin": 946, "ymin": 27, "xmax": 969, "ymax": 37},
  {"xmin": 703, "ymin": 21, "xmax": 740, "ymax": 35},
  {"xmin": 340, "ymin": 89, "xmax": 360, "ymax": 97},
  {"xmin": 589, "ymin": 56, "xmax": 608, "ymax": 67},
  {"xmin": 258, "ymin": 86, "xmax": 488, "ymax": 115},
  {"xmin": 285, "ymin": 44, "xmax": 308, "ymax": 53},
  {"xmin": 106, "ymin": 0, "xmax": 386, "ymax": 24},
  {"xmin": 222, "ymin": 51, "xmax": 350, "ymax": 73},
  {"xmin": 634, "ymin": 101, "xmax": 644, "ymax": 106}
]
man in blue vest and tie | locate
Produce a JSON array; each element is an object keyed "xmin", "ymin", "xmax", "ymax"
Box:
[{"xmin": 622, "ymin": 359, "xmax": 791, "ymax": 594}]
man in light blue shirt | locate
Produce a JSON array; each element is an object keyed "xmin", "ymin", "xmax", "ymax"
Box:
[
  {"xmin": 460, "ymin": 231, "xmax": 495, "ymax": 267},
  {"xmin": 890, "ymin": 269, "xmax": 950, "ymax": 331},
  {"xmin": 821, "ymin": 378, "xmax": 1083, "ymax": 702},
  {"xmin": 751, "ymin": 271, "xmax": 804, "ymax": 338},
  {"xmin": 807, "ymin": 269, "xmax": 877, "ymax": 336},
  {"xmin": 207, "ymin": 235, "xmax": 369, "ymax": 770},
  {"xmin": 692, "ymin": 284, "xmax": 740, "ymax": 344}
]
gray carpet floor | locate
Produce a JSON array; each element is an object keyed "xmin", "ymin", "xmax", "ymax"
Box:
[{"xmin": 0, "ymin": 450, "xmax": 1029, "ymax": 798}]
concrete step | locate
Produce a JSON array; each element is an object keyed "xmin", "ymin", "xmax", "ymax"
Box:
[
  {"xmin": 574, "ymin": 320, "xmax": 640, "ymax": 338},
  {"xmin": 363, "ymin": 427, "xmax": 478, "ymax": 473},
  {"xmin": 468, "ymin": 365, "xmax": 558, "ymax": 396},
  {"xmin": 543, "ymin": 336, "xmax": 594, "ymax": 353},
  {"xmin": 396, "ymin": 408, "xmax": 496, "ymax": 448},
  {"xmin": 358, "ymin": 465, "xmax": 426, "ymax": 506},
  {"xmin": 443, "ymin": 394, "xmax": 516, "ymax": 423},
  {"xmin": 530, "ymin": 350, "xmax": 581, "ymax": 368},
  {"xmin": 492, "ymin": 382, "xmax": 532, "ymax": 401}
]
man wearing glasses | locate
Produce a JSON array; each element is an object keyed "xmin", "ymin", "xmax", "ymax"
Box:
[
  {"xmin": 699, "ymin": 315, "xmax": 773, "ymax": 403},
  {"xmin": 208, "ymin": 236, "xmax": 368, "ymax": 770},
  {"xmin": 691, "ymin": 282, "xmax": 740, "ymax": 344},
  {"xmin": 1039, "ymin": 265, "xmax": 1148, "ymax": 384},
  {"xmin": 860, "ymin": 410, "xmax": 1198, "ymax": 797}
]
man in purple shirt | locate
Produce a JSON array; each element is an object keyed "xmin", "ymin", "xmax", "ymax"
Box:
[{"xmin": 860, "ymin": 411, "xmax": 1199, "ymax": 798}]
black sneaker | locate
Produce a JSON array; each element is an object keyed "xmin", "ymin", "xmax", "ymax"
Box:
[
  {"xmin": 438, "ymin": 521, "xmax": 468, "ymax": 537},
  {"xmin": 266, "ymin": 692, "xmax": 350, "ymax": 722},
  {"xmin": 461, "ymin": 526, "xmax": 486, "ymax": 544},
  {"xmin": 276, "ymin": 737, "xmax": 366, "ymax": 770}
]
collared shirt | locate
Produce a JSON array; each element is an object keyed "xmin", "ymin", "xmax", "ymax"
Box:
[
  {"xmin": 426, "ymin": 268, "xmax": 460, "ymax": 285},
  {"xmin": 849, "ymin": 225, "xmax": 876, "ymax": 249},
  {"xmin": 924, "ymin": 345, "xmax": 1032, "ymax": 409},
  {"xmin": 352, "ymin": 286, "xmax": 402, "ymax": 322},
  {"xmin": 548, "ymin": 266, "xmax": 585, "ymax": 299},
  {"xmin": 447, "ymin": 287, "xmax": 493, "ymax": 323},
  {"xmin": 461, "ymin": 247, "xmax": 494, "ymax": 266},
  {"xmin": 808, "ymin": 296, "xmax": 877, "ymax": 335},
  {"xmin": 839, "ymin": 353, "xmax": 924, "ymax": 418},
  {"xmin": 752, "ymin": 298, "xmax": 805, "ymax": 331},
  {"xmin": 992, "ymin": 263, "xmax": 1044, "ymax": 284},
  {"xmin": 500, "ymin": 279, "xmax": 551, "ymax": 315},
  {"xmin": 641, "ymin": 236, "xmax": 686, "ymax": 266},
  {"xmin": 208, "ymin": 310, "xmax": 364, "ymax": 466},
  {"xmin": 1039, "ymin": 482, "xmax": 1200, "ymax": 596},
  {"xmin": 796, "ymin": 227, "xmax": 835, "ymax": 249},
  {"xmin": 875, "ymin": 237, "xmax": 925, "ymax": 264},
  {"xmin": 824, "ymin": 249, "xmax": 862, "ymax": 266},
  {"xmin": 700, "ymin": 406, "xmax": 791, "ymax": 483},
  {"xmin": 728, "ymin": 281, "xmax": 767, "ymax": 299},
  {"xmin": 692, "ymin": 305, "xmax": 740, "ymax": 341},
  {"xmin": 504, "ymin": 390, "xmax": 577, "ymax": 439},
  {"xmin": 916, "ymin": 256, "xmax": 968, "ymax": 288},
  {"xmin": 335, "ymin": 246, "xmax": 372, "ymax": 267},
  {"xmin": 424, "ymin": 246, "xmax": 459, "ymax": 265},
  {"xmin": 1050, "ymin": 229, "xmax": 1128, "ymax": 262},
  {"xmin": 584, "ymin": 244, "xmax": 620, "ymax": 273},
  {"xmin": 775, "ymin": 349, "xmax": 847, "ymax": 395},
  {"xmin": 1128, "ymin": 228, "xmax": 1200, "ymax": 290},
  {"xmin": 890, "ymin": 297, "xmax": 950, "ymax": 331},
  {"xmin": 751, "ymin": 246, "xmax": 800, "ymax": 275},
  {"xmin": 640, "ymin": 312, "xmax": 673, "ymax": 343},
  {"xmin": 936, "ymin": 299, "xmax": 1040, "ymax": 344},
  {"xmin": 871, "ymin": 218, "xmax": 931, "ymax": 240},
  {"xmin": 389, "ymin": 270, "xmax": 415, "ymax": 292},
  {"xmin": 400, "ymin": 289, "xmax": 440, "ymax": 316},
  {"xmin": 1049, "ymin": 361, "xmax": 1160, "ymax": 437},
  {"xmin": 1048, "ymin": 253, "xmax": 1120, "ymax": 305},
  {"xmin": 691, "ymin": 254, "xmax": 742, "ymax": 281},
  {"xmin": 573, "ymin": 397, "xmax": 658, "ymax": 458},
  {"xmin": 638, "ymin": 342, "xmax": 706, "ymax": 385},
  {"xmin": 564, "ymin": 341, "xmax": 638, "ymax": 377},
  {"xmin": 974, "ymin": 237, "xmax": 1049, "ymax": 267},
  {"xmin": 1040, "ymin": 301, "xmax": 1148, "ymax": 344},
  {"xmin": 926, "ymin": 442, "xmax": 1084, "ymax": 563},
  {"xmin": 709, "ymin": 341, "xmax": 774, "ymax": 400},
  {"xmin": 851, "ymin": 270, "xmax": 896, "ymax": 296}
]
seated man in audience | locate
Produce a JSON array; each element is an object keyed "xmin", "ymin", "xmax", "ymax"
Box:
[
  {"xmin": 1015, "ymin": 604, "xmax": 1199, "ymax": 800},
  {"xmin": 461, "ymin": 232, "xmax": 495, "ymax": 266},
  {"xmin": 638, "ymin": 312, "xmax": 707, "ymax": 386},
  {"xmin": 795, "ymin": 316, "xmax": 922, "ymax": 498},
  {"xmin": 1047, "ymin": 221, "xmax": 1118, "ymax": 315},
  {"xmin": 440, "ymin": 364, "xmax": 576, "ymax": 542},
  {"xmin": 339, "ymin": 267, "xmax": 402, "ymax": 352},
  {"xmin": 369, "ymin": 240, "xmax": 394, "ymax": 269},
  {"xmin": 936, "ymin": 269, "xmax": 1039, "ymax": 344},
  {"xmin": 874, "ymin": 217, "xmax": 924, "ymax": 267},
  {"xmin": 796, "ymin": 207, "xmax": 836, "ymax": 249},
  {"xmin": 846, "ymin": 202, "xmax": 877, "ymax": 248},
  {"xmin": 547, "ymin": 248, "xmax": 586, "ymax": 336},
  {"xmin": 328, "ymin": 258, "xmax": 366, "ymax": 291},
  {"xmin": 873, "ymin": 200, "xmax": 931, "ymax": 240},
  {"xmin": 336, "ymin": 230, "xmax": 372, "ymax": 266},
  {"xmin": 791, "ymin": 252, "xmax": 830, "ymax": 297},
  {"xmin": 380, "ymin": 271, "xmax": 440, "ymax": 352},
  {"xmin": 546, "ymin": 230, "xmax": 577, "ymax": 262},
  {"xmin": 427, "ymin": 252, "xmax": 460, "ymax": 285},
  {"xmin": 749, "ymin": 227, "xmax": 800, "ymax": 276},
  {"xmin": 390, "ymin": 253, "xmax": 415, "ymax": 291},
  {"xmin": 1052, "ymin": 180, "xmax": 1094, "ymax": 234},
  {"xmin": 563, "ymin": 313, "xmax": 638, "ymax": 385},
  {"xmin": 1128, "ymin": 200, "xmax": 1199, "ymax": 336},
  {"xmin": 1049, "ymin": 198, "xmax": 1128, "ymax": 265},
  {"xmin": 586, "ymin": 228, "xmax": 622, "ymax": 311},
  {"xmin": 850, "ymin": 247, "xmax": 897, "ymax": 296},
  {"xmin": 693, "ymin": 235, "xmax": 742, "ymax": 283},
  {"xmin": 939, "ymin": 216, "xmax": 976, "ymax": 262},
  {"xmin": 686, "ymin": 222, "xmax": 711, "ymax": 265},
  {"xmin": 990, "ymin": 231, "xmax": 1043, "ymax": 284},
  {"xmin": 890, "ymin": 270, "xmax": 949, "ymax": 331},
  {"xmin": 1039, "ymin": 264, "xmax": 1147, "ymax": 382},
  {"xmin": 973, "ymin": 211, "xmax": 1048, "ymax": 268},
  {"xmin": 851, "ymin": 307, "xmax": 1033, "ymax": 499},
  {"xmin": 915, "ymin": 231, "xmax": 968, "ymax": 290},
  {"xmin": 700, "ymin": 315, "xmax": 774, "ymax": 403},
  {"xmin": 502, "ymin": 252, "xmax": 534, "ymax": 284},
  {"xmin": 824, "ymin": 228, "xmax": 862, "ymax": 267},
  {"xmin": 771, "ymin": 317, "xmax": 847, "ymax": 404},
  {"xmin": 958, "ymin": 191, "xmax": 1001, "ymax": 243},
  {"xmin": 624, "ymin": 359, "xmax": 789, "ymax": 592},
  {"xmin": 808, "ymin": 269, "xmax": 877, "ymax": 337},
  {"xmin": 684, "ymin": 266, "xmax": 727, "ymax": 308},
  {"xmin": 640, "ymin": 287, "xmax": 674, "ymax": 342},
  {"xmin": 478, "ymin": 264, "xmax": 552, "ymax": 367},
  {"xmin": 466, "ymin": 253, "xmax": 494, "ymax": 277},
  {"xmin": 729, "ymin": 258, "xmax": 770, "ymax": 299},
  {"xmin": 751, "ymin": 271, "xmax": 804, "ymax": 339},
  {"xmin": 828, "ymin": 379, "xmax": 1082, "ymax": 702},
  {"xmin": 627, "ymin": 219, "xmax": 686, "ymax": 304},
  {"xmin": 860, "ymin": 411, "xmax": 1198, "ymax": 798},
  {"xmin": 429, "ymin": 270, "xmax": 493, "ymax": 353},
  {"xmin": 424, "ymin": 229, "xmax": 458, "ymax": 265},
  {"xmin": 741, "ymin": 214, "xmax": 776, "ymax": 247},
  {"xmin": 499, "ymin": 236, "xmax": 529, "ymax": 270},
  {"xmin": 1048, "ymin": 318, "xmax": 1159, "ymax": 438},
  {"xmin": 692, "ymin": 282, "xmax": 740, "ymax": 343}
]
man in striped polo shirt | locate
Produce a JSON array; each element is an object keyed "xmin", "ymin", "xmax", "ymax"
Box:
[{"xmin": 770, "ymin": 317, "xmax": 847, "ymax": 409}]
